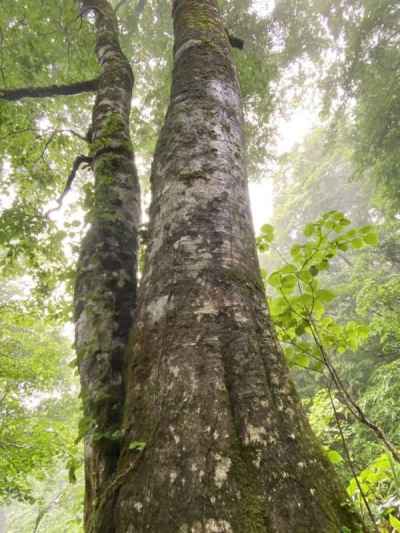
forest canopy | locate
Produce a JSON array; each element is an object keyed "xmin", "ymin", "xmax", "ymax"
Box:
[{"xmin": 1, "ymin": 0, "xmax": 399, "ymax": 531}]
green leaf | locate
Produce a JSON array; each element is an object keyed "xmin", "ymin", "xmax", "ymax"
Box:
[
  {"xmin": 295, "ymin": 323, "xmax": 306, "ymax": 336},
  {"xmin": 326, "ymin": 449, "xmax": 344, "ymax": 464},
  {"xmin": 304, "ymin": 223, "xmax": 314, "ymax": 237},
  {"xmin": 297, "ymin": 293, "xmax": 313, "ymax": 308},
  {"xmin": 363, "ymin": 231, "xmax": 379, "ymax": 246},
  {"xmin": 280, "ymin": 263, "xmax": 297, "ymax": 274},
  {"xmin": 316, "ymin": 289, "xmax": 335, "ymax": 303},
  {"xmin": 281, "ymin": 274, "xmax": 297, "ymax": 290},
  {"xmin": 336, "ymin": 241, "xmax": 349, "ymax": 252},
  {"xmin": 129, "ymin": 440, "xmax": 146, "ymax": 451},
  {"xmin": 269, "ymin": 297, "xmax": 288, "ymax": 315},
  {"xmin": 293, "ymin": 352, "xmax": 310, "ymax": 368},
  {"xmin": 290, "ymin": 244, "xmax": 302, "ymax": 259},
  {"xmin": 268, "ymin": 272, "xmax": 282, "ymax": 288},
  {"xmin": 389, "ymin": 514, "xmax": 400, "ymax": 532},
  {"xmin": 350, "ymin": 238, "xmax": 364, "ymax": 249},
  {"xmin": 260, "ymin": 224, "xmax": 274, "ymax": 241}
]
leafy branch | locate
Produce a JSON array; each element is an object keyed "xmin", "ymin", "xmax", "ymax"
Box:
[{"xmin": 258, "ymin": 210, "xmax": 400, "ymax": 525}]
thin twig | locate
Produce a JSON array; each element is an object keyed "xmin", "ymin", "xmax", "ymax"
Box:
[
  {"xmin": 327, "ymin": 384, "xmax": 378, "ymax": 533},
  {"xmin": 308, "ymin": 317, "xmax": 400, "ymax": 464}
]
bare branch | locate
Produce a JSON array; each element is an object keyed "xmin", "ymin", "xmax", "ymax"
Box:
[
  {"xmin": 46, "ymin": 154, "xmax": 93, "ymax": 217},
  {"xmin": 0, "ymin": 78, "xmax": 99, "ymax": 101}
]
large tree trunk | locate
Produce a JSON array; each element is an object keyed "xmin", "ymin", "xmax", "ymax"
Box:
[
  {"xmin": 99, "ymin": 1, "xmax": 362, "ymax": 532},
  {"xmin": 74, "ymin": 1, "xmax": 140, "ymax": 529}
]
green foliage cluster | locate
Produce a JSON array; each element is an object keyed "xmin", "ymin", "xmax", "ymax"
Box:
[
  {"xmin": 262, "ymin": 211, "xmax": 376, "ymax": 369},
  {"xmin": 0, "ymin": 280, "xmax": 83, "ymax": 527},
  {"xmin": 258, "ymin": 211, "xmax": 400, "ymax": 529}
]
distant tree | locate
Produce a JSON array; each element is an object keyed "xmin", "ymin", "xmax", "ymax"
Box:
[{"xmin": 273, "ymin": 0, "xmax": 400, "ymax": 208}]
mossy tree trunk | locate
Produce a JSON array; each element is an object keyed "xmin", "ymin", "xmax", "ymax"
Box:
[
  {"xmin": 97, "ymin": 1, "xmax": 362, "ymax": 532},
  {"xmin": 74, "ymin": 0, "xmax": 140, "ymax": 529}
]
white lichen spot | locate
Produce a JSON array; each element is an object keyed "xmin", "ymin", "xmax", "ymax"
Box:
[
  {"xmin": 234, "ymin": 310, "xmax": 249, "ymax": 323},
  {"xmin": 253, "ymin": 451, "xmax": 262, "ymax": 469},
  {"xmin": 214, "ymin": 454, "xmax": 231, "ymax": 488},
  {"xmin": 310, "ymin": 488, "xmax": 316, "ymax": 496},
  {"xmin": 195, "ymin": 302, "xmax": 218, "ymax": 319},
  {"xmin": 297, "ymin": 461, "xmax": 305, "ymax": 469},
  {"xmin": 146, "ymin": 295, "xmax": 169, "ymax": 324},
  {"xmin": 206, "ymin": 79, "xmax": 241, "ymax": 113},
  {"xmin": 285, "ymin": 406, "xmax": 296, "ymax": 419},
  {"xmin": 271, "ymin": 374, "xmax": 280, "ymax": 386},
  {"xmin": 169, "ymin": 366, "xmax": 180, "ymax": 378},
  {"xmin": 204, "ymin": 519, "xmax": 233, "ymax": 532},
  {"xmin": 133, "ymin": 502, "xmax": 143, "ymax": 512},
  {"xmin": 170, "ymin": 471, "xmax": 177, "ymax": 483},
  {"xmin": 289, "ymin": 433, "xmax": 296, "ymax": 440},
  {"xmin": 210, "ymin": 496, "xmax": 216, "ymax": 504},
  {"xmin": 169, "ymin": 426, "xmax": 180, "ymax": 445},
  {"xmin": 282, "ymin": 471, "xmax": 289, "ymax": 479},
  {"xmin": 245, "ymin": 424, "xmax": 268, "ymax": 446}
]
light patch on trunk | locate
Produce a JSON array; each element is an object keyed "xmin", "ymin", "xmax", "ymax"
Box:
[
  {"xmin": 169, "ymin": 425, "xmax": 180, "ymax": 444},
  {"xmin": 173, "ymin": 234, "xmax": 203, "ymax": 253},
  {"xmin": 205, "ymin": 519, "xmax": 233, "ymax": 532},
  {"xmin": 169, "ymin": 366, "xmax": 180, "ymax": 378},
  {"xmin": 253, "ymin": 450, "xmax": 262, "ymax": 468},
  {"xmin": 186, "ymin": 520, "xmax": 233, "ymax": 532},
  {"xmin": 145, "ymin": 295, "xmax": 169, "ymax": 324},
  {"xmin": 206, "ymin": 80, "xmax": 241, "ymax": 111},
  {"xmin": 234, "ymin": 310, "xmax": 249, "ymax": 323},
  {"xmin": 195, "ymin": 302, "xmax": 218, "ymax": 318},
  {"xmin": 214, "ymin": 454, "xmax": 231, "ymax": 488},
  {"xmin": 174, "ymin": 39, "xmax": 202, "ymax": 63},
  {"xmin": 245, "ymin": 423, "xmax": 268, "ymax": 445},
  {"xmin": 97, "ymin": 44, "xmax": 114, "ymax": 60}
]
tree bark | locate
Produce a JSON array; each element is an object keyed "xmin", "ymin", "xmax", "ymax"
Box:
[
  {"xmin": 104, "ymin": 1, "xmax": 362, "ymax": 532},
  {"xmin": 73, "ymin": 1, "xmax": 140, "ymax": 530}
]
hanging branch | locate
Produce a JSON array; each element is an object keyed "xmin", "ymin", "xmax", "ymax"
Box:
[
  {"xmin": 46, "ymin": 154, "xmax": 92, "ymax": 217},
  {"xmin": 0, "ymin": 78, "xmax": 99, "ymax": 101}
]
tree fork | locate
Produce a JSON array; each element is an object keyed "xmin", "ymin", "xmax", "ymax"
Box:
[
  {"xmin": 73, "ymin": 0, "xmax": 140, "ymax": 529},
  {"xmin": 104, "ymin": 0, "xmax": 362, "ymax": 531}
]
